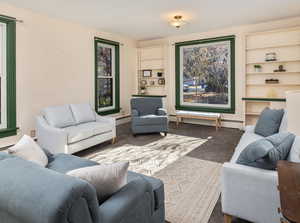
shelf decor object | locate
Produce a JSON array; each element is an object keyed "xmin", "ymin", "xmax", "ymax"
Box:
[
  {"xmin": 142, "ymin": 70, "xmax": 152, "ymax": 77},
  {"xmin": 244, "ymin": 27, "xmax": 300, "ymax": 125}
]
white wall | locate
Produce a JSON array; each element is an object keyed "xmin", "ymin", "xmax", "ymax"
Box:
[
  {"xmin": 138, "ymin": 16, "xmax": 300, "ymax": 128},
  {"xmin": 0, "ymin": 3, "xmax": 137, "ymax": 147}
]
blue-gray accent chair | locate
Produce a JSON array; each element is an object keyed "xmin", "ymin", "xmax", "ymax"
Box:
[
  {"xmin": 0, "ymin": 152, "xmax": 165, "ymax": 223},
  {"xmin": 131, "ymin": 98, "xmax": 168, "ymax": 136}
]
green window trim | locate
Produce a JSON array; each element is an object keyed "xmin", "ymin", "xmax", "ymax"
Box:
[
  {"xmin": 94, "ymin": 37, "xmax": 120, "ymax": 116},
  {"xmin": 175, "ymin": 35, "xmax": 236, "ymax": 114},
  {"xmin": 0, "ymin": 16, "xmax": 16, "ymax": 138}
]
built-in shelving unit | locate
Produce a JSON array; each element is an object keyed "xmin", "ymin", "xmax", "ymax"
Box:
[
  {"xmin": 137, "ymin": 45, "xmax": 166, "ymax": 96},
  {"xmin": 244, "ymin": 27, "xmax": 300, "ymax": 125}
]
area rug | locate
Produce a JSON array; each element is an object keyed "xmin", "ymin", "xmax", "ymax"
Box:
[
  {"xmin": 84, "ymin": 133, "xmax": 207, "ymax": 176},
  {"xmin": 154, "ymin": 156, "xmax": 222, "ymax": 223}
]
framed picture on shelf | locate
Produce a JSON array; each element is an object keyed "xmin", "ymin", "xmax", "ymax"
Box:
[{"xmin": 142, "ymin": 70, "xmax": 152, "ymax": 77}]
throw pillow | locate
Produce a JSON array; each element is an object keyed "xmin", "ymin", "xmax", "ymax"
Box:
[
  {"xmin": 67, "ymin": 162, "xmax": 129, "ymax": 203},
  {"xmin": 42, "ymin": 105, "xmax": 75, "ymax": 128},
  {"xmin": 8, "ymin": 135, "xmax": 48, "ymax": 167},
  {"xmin": 237, "ymin": 132, "xmax": 295, "ymax": 170},
  {"xmin": 287, "ymin": 136, "xmax": 300, "ymax": 163},
  {"xmin": 254, "ymin": 107, "xmax": 284, "ymax": 137},
  {"xmin": 70, "ymin": 103, "xmax": 96, "ymax": 124}
]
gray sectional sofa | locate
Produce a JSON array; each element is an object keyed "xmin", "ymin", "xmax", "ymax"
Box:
[{"xmin": 0, "ymin": 152, "xmax": 165, "ymax": 223}]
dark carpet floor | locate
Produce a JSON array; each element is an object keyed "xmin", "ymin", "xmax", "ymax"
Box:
[{"xmin": 77, "ymin": 121, "xmax": 250, "ymax": 223}]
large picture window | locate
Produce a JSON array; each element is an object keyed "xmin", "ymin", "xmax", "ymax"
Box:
[
  {"xmin": 175, "ymin": 35, "xmax": 235, "ymax": 113},
  {"xmin": 94, "ymin": 37, "xmax": 120, "ymax": 115},
  {"xmin": 0, "ymin": 16, "xmax": 16, "ymax": 138}
]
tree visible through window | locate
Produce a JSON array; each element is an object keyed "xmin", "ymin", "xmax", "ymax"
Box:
[
  {"xmin": 94, "ymin": 38, "xmax": 120, "ymax": 115},
  {"xmin": 175, "ymin": 35, "xmax": 235, "ymax": 113}
]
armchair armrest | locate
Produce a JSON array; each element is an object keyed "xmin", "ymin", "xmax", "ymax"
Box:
[
  {"xmin": 131, "ymin": 109, "xmax": 139, "ymax": 117},
  {"xmin": 0, "ymin": 156, "xmax": 100, "ymax": 223},
  {"xmin": 157, "ymin": 108, "xmax": 167, "ymax": 116},
  {"xmin": 99, "ymin": 177, "xmax": 154, "ymax": 222},
  {"xmin": 221, "ymin": 162, "xmax": 280, "ymax": 223},
  {"xmin": 36, "ymin": 116, "xmax": 67, "ymax": 154}
]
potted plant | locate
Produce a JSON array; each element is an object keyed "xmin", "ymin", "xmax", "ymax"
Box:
[{"xmin": 254, "ymin": 64, "xmax": 262, "ymax": 72}]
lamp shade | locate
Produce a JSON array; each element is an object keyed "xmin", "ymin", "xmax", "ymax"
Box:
[{"xmin": 286, "ymin": 90, "xmax": 300, "ymax": 136}]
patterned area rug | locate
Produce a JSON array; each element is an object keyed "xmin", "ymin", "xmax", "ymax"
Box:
[
  {"xmin": 84, "ymin": 133, "xmax": 207, "ymax": 176},
  {"xmin": 154, "ymin": 156, "xmax": 222, "ymax": 223}
]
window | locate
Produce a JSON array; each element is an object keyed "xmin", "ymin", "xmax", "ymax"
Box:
[
  {"xmin": 175, "ymin": 35, "xmax": 235, "ymax": 113},
  {"xmin": 94, "ymin": 37, "xmax": 120, "ymax": 115},
  {"xmin": 0, "ymin": 16, "xmax": 16, "ymax": 138}
]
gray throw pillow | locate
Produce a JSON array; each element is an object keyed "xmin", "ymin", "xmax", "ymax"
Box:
[
  {"xmin": 237, "ymin": 132, "xmax": 295, "ymax": 170},
  {"xmin": 67, "ymin": 162, "xmax": 129, "ymax": 203},
  {"xmin": 254, "ymin": 107, "xmax": 284, "ymax": 137}
]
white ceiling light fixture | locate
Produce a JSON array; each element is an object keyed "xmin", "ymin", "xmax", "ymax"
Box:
[{"xmin": 169, "ymin": 15, "xmax": 187, "ymax": 29}]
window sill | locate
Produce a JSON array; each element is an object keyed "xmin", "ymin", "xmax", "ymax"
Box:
[
  {"xmin": 176, "ymin": 105, "xmax": 235, "ymax": 114},
  {"xmin": 0, "ymin": 127, "xmax": 18, "ymax": 138},
  {"xmin": 97, "ymin": 108, "xmax": 120, "ymax": 116}
]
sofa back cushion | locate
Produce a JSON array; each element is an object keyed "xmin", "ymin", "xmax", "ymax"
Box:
[
  {"xmin": 288, "ymin": 136, "xmax": 300, "ymax": 163},
  {"xmin": 237, "ymin": 132, "xmax": 295, "ymax": 170},
  {"xmin": 42, "ymin": 105, "xmax": 75, "ymax": 128},
  {"xmin": 131, "ymin": 98, "xmax": 163, "ymax": 116},
  {"xmin": 254, "ymin": 107, "xmax": 284, "ymax": 137},
  {"xmin": 70, "ymin": 103, "xmax": 96, "ymax": 124}
]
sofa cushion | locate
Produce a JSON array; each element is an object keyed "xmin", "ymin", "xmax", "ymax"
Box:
[
  {"xmin": 8, "ymin": 135, "xmax": 48, "ymax": 167},
  {"xmin": 43, "ymin": 105, "xmax": 75, "ymax": 128},
  {"xmin": 70, "ymin": 103, "xmax": 96, "ymax": 124},
  {"xmin": 47, "ymin": 153, "xmax": 98, "ymax": 173},
  {"xmin": 254, "ymin": 107, "xmax": 284, "ymax": 137},
  {"xmin": 67, "ymin": 162, "xmax": 129, "ymax": 204},
  {"xmin": 237, "ymin": 132, "xmax": 295, "ymax": 170},
  {"xmin": 64, "ymin": 121, "xmax": 113, "ymax": 144},
  {"xmin": 133, "ymin": 115, "xmax": 168, "ymax": 126},
  {"xmin": 288, "ymin": 136, "xmax": 300, "ymax": 163},
  {"xmin": 127, "ymin": 171, "xmax": 164, "ymax": 210}
]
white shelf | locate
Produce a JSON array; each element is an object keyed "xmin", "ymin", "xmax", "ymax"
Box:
[
  {"xmin": 247, "ymin": 72, "xmax": 300, "ymax": 75},
  {"xmin": 246, "ymin": 43, "xmax": 300, "ymax": 51},
  {"xmin": 247, "ymin": 59, "xmax": 300, "ymax": 65},
  {"xmin": 246, "ymin": 112, "xmax": 260, "ymax": 116},
  {"xmin": 246, "ymin": 84, "xmax": 300, "ymax": 86}
]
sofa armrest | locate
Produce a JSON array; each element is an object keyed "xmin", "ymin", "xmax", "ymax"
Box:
[
  {"xmin": 221, "ymin": 162, "xmax": 280, "ymax": 223},
  {"xmin": 0, "ymin": 156, "xmax": 100, "ymax": 223},
  {"xmin": 36, "ymin": 116, "xmax": 67, "ymax": 154},
  {"xmin": 99, "ymin": 177, "xmax": 154, "ymax": 222},
  {"xmin": 96, "ymin": 114, "xmax": 116, "ymax": 137},
  {"xmin": 131, "ymin": 109, "xmax": 139, "ymax": 117},
  {"xmin": 157, "ymin": 108, "xmax": 167, "ymax": 116}
]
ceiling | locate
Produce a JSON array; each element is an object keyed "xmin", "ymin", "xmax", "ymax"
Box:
[{"xmin": 2, "ymin": 0, "xmax": 300, "ymax": 40}]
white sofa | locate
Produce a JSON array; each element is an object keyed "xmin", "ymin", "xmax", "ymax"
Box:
[
  {"xmin": 221, "ymin": 111, "xmax": 300, "ymax": 223},
  {"xmin": 36, "ymin": 103, "xmax": 116, "ymax": 154}
]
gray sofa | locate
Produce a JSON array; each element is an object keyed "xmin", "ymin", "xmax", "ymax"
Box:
[
  {"xmin": 0, "ymin": 152, "xmax": 165, "ymax": 223},
  {"xmin": 131, "ymin": 98, "xmax": 168, "ymax": 135}
]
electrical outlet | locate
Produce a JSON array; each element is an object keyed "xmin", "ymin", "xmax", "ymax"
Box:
[{"xmin": 30, "ymin": 130, "xmax": 36, "ymax": 138}]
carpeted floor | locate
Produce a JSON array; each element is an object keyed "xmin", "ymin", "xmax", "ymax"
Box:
[{"xmin": 76, "ymin": 121, "xmax": 249, "ymax": 223}]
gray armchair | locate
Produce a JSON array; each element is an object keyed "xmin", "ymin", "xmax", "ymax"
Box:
[{"xmin": 131, "ymin": 97, "xmax": 168, "ymax": 136}]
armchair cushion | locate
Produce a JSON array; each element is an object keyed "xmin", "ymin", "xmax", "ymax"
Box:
[
  {"xmin": 70, "ymin": 103, "xmax": 96, "ymax": 124},
  {"xmin": 133, "ymin": 115, "xmax": 168, "ymax": 126},
  {"xmin": 42, "ymin": 105, "xmax": 75, "ymax": 128},
  {"xmin": 288, "ymin": 136, "xmax": 300, "ymax": 163}
]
